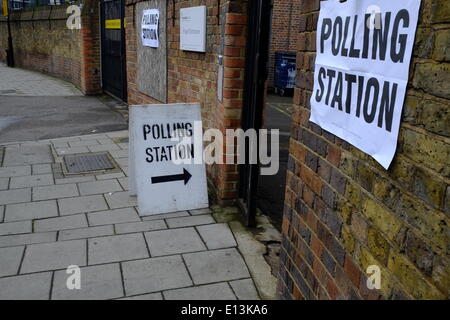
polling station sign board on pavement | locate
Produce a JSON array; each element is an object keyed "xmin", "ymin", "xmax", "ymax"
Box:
[
  {"xmin": 141, "ymin": 9, "xmax": 160, "ymax": 48},
  {"xmin": 310, "ymin": 0, "xmax": 421, "ymax": 169},
  {"xmin": 129, "ymin": 104, "xmax": 209, "ymax": 216}
]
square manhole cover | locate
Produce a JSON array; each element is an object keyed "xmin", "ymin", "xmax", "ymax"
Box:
[{"xmin": 64, "ymin": 153, "xmax": 115, "ymax": 174}]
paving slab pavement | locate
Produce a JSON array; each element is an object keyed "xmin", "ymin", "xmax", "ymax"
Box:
[
  {"xmin": 0, "ymin": 64, "xmax": 128, "ymax": 144},
  {"xmin": 0, "ymin": 131, "xmax": 261, "ymax": 300}
]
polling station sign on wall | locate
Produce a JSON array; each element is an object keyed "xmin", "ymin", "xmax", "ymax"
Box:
[
  {"xmin": 310, "ymin": 0, "xmax": 421, "ymax": 169},
  {"xmin": 129, "ymin": 104, "xmax": 209, "ymax": 216},
  {"xmin": 141, "ymin": 8, "xmax": 159, "ymax": 48}
]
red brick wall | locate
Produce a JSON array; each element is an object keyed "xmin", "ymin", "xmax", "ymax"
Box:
[
  {"xmin": 125, "ymin": 0, "xmax": 247, "ymax": 205},
  {"xmin": 277, "ymin": 0, "xmax": 449, "ymax": 300},
  {"xmin": 268, "ymin": 0, "xmax": 301, "ymax": 88}
]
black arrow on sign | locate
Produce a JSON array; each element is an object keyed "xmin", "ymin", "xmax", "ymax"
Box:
[{"xmin": 151, "ymin": 168, "xmax": 192, "ymax": 185}]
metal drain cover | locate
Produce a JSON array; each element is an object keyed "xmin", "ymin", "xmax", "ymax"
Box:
[{"xmin": 64, "ymin": 153, "xmax": 115, "ymax": 173}]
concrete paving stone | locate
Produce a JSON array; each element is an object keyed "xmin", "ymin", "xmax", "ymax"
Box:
[
  {"xmin": 10, "ymin": 174, "xmax": 54, "ymax": 189},
  {"xmin": 164, "ymin": 283, "xmax": 236, "ymax": 300},
  {"xmin": 0, "ymin": 188, "xmax": 31, "ymax": 205},
  {"xmin": 0, "ymin": 246, "xmax": 25, "ymax": 277},
  {"xmin": 88, "ymin": 208, "xmax": 140, "ymax": 226},
  {"xmin": 59, "ymin": 225, "xmax": 114, "ymax": 241},
  {"xmin": 88, "ymin": 144, "xmax": 121, "ymax": 152},
  {"xmin": 0, "ymin": 220, "xmax": 32, "ymax": 236},
  {"xmin": 3, "ymin": 145, "xmax": 53, "ymax": 166},
  {"xmin": 55, "ymin": 176, "xmax": 95, "ymax": 185},
  {"xmin": 118, "ymin": 143, "xmax": 128, "ymax": 150},
  {"xmin": 115, "ymin": 220, "xmax": 166, "ymax": 234},
  {"xmin": 34, "ymin": 214, "xmax": 88, "ymax": 232},
  {"xmin": 0, "ymin": 232, "xmax": 56, "ymax": 248},
  {"xmin": 104, "ymin": 191, "xmax": 137, "ymax": 209},
  {"xmin": 33, "ymin": 184, "xmax": 79, "ymax": 201},
  {"xmin": 109, "ymin": 149, "xmax": 129, "ymax": 158},
  {"xmin": 106, "ymin": 131, "xmax": 128, "ymax": 138},
  {"xmin": 115, "ymin": 158, "xmax": 128, "ymax": 167},
  {"xmin": 189, "ymin": 208, "xmax": 213, "ymax": 215},
  {"xmin": 58, "ymin": 195, "xmax": 108, "ymax": 216},
  {"xmin": 117, "ymin": 177, "xmax": 129, "ymax": 190},
  {"xmin": 32, "ymin": 164, "xmax": 52, "ymax": 175},
  {"xmin": 79, "ymin": 133, "xmax": 108, "ymax": 141},
  {"xmin": 97, "ymin": 138, "xmax": 115, "ymax": 145},
  {"xmin": 122, "ymin": 255, "xmax": 192, "ymax": 296},
  {"xmin": 52, "ymin": 263, "xmax": 123, "ymax": 300},
  {"xmin": 0, "ymin": 165, "xmax": 31, "ymax": 178},
  {"xmin": 88, "ymin": 233, "xmax": 149, "ymax": 265},
  {"xmin": 68, "ymin": 140, "xmax": 99, "ymax": 147},
  {"xmin": 56, "ymin": 146, "xmax": 89, "ymax": 156},
  {"xmin": 197, "ymin": 223, "xmax": 237, "ymax": 250},
  {"xmin": 183, "ymin": 248, "xmax": 250, "ymax": 285},
  {"xmin": 96, "ymin": 172, "xmax": 125, "ymax": 180},
  {"xmin": 78, "ymin": 179, "xmax": 122, "ymax": 196},
  {"xmin": 145, "ymin": 227, "xmax": 206, "ymax": 257},
  {"xmin": 0, "ymin": 177, "xmax": 9, "ymax": 190},
  {"xmin": 4, "ymin": 200, "xmax": 58, "ymax": 222},
  {"xmin": 140, "ymin": 210, "xmax": 190, "ymax": 221},
  {"xmin": 230, "ymin": 279, "xmax": 260, "ymax": 300},
  {"xmin": 51, "ymin": 141, "xmax": 69, "ymax": 149},
  {"xmin": 119, "ymin": 293, "xmax": 163, "ymax": 300},
  {"xmin": 166, "ymin": 215, "xmax": 215, "ymax": 229},
  {"xmin": 50, "ymin": 136, "xmax": 81, "ymax": 143},
  {"xmin": 21, "ymin": 239, "xmax": 86, "ymax": 274},
  {"xmin": 0, "ymin": 272, "xmax": 52, "ymax": 300}
]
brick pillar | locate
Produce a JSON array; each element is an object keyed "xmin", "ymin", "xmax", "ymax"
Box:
[
  {"xmin": 80, "ymin": 0, "xmax": 102, "ymax": 95},
  {"xmin": 212, "ymin": 7, "xmax": 247, "ymax": 205},
  {"xmin": 277, "ymin": 0, "xmax": 449, "ymax": 300}
]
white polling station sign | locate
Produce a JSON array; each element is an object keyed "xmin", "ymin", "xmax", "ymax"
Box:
[
  {"xmin": 310, "ymin": 0, "xmax": 421, "ymax": 169},
  {"xmin": 129, "ymin": 103, "xmax": 209, "ymax": 216},
  {"xmin": 141, "ymin": 8, "xmax": 159, "ymax": 48}
]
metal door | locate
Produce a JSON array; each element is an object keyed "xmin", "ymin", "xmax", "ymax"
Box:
[
  {"xmin": 238, "ymin": 0, "xmax": 272, "ymax": 227},
  {"xmin": 100, "ymin": 0, "xmax": 127, "ymax": 101}
]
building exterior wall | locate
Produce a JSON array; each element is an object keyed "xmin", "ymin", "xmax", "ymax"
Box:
[
  {"xmin": 125, "ymin": 0, "xmax": 248, "ymax": 205},
  {"xmin": 268, "ymin": 0, "xmax": 301, "ymax": 88},
  {"xmin": 277, "ymin": 0, "xmax": 450, "ymax": 300},
  {"xmin": 0, "ymin": 1, "xmax": 101, "ymax": 95}
]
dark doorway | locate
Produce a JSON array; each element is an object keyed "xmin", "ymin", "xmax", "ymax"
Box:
[
  {"xmin": 238, "ymin": 0, "xmax": 272, "ymax": 227},
  {"xmin": 240, "ymin": 0, "xmax": 296, "ymax": 231},
  {"xmin": 100, "ymin": 0, "xmax": 127, "ymax": 101}
]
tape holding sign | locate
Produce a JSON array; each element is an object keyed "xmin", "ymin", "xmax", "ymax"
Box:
[
  {"xmin": 2, "ymin": 0, "xmax": 8, "ymax": 16},
  {"xmin": 141, "ymin": 8, "xmax": 159, "ymax": 48},
  {"xmin": 129, "ymin": 104, "xmax": 209, "ymax": 216},
  {"xmin": 310, "ymin": 0, "xmax": 421, "ymax": 169}
]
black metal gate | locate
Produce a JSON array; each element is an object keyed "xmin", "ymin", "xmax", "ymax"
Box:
[
  {"xmin": 100, "ymin": 0, "xmax": 127, "ymax": 101},
  {"xmin": 238, "ymin": 0, "xmax": 272, "ymax": 227}
]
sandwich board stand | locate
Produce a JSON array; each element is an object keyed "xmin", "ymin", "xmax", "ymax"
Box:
[{"xmin": 129, "ymin": 103, "xmax": 209, "ymax": 216}]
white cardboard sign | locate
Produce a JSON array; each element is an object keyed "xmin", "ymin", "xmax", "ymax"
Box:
[
  {"xmin": 129, "ymin": 104, "xmax": 209, "ymax": 216},
  {"xmin": 180, "ymin": 6, "xmax": 207, "ymax": 52},
  {"xmin": 141, "ymin": 9, "xmax": 159, "ymax": 48},
  {"xmin": 310, "ymin": 0, "xmax": 421, "ymax": 169}
]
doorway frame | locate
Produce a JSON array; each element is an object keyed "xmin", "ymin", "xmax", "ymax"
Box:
[{"xmin": 238, "ymin": 0, "xmax": 273, "ymax": 227}]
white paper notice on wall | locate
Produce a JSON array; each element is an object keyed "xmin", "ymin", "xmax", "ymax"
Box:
[
  {"xmin": 180, "ymin": 6, "xmax": 207, "ymax": 52},
  {"xmin": 310, "ymin": 0, "xmax": 421, "ymax": 169},
  {"xmin": 141, "ymin": 8, "xmax": 159, "ymax": 48},
  {"xmin": 129, "ymin": 103, "xmax": 209, "ymax": 216}
]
